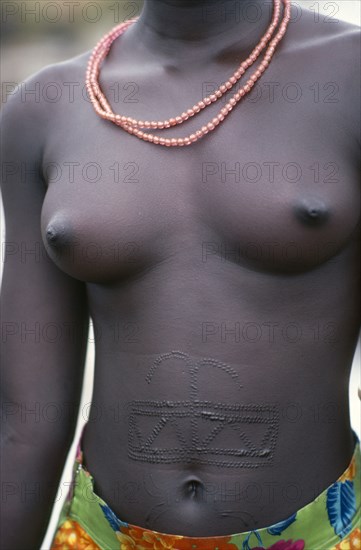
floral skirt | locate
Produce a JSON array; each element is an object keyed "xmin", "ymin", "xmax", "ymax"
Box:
[{"xmin": 51, "ymin": 430, "xmax": 361, "ymax": 550}]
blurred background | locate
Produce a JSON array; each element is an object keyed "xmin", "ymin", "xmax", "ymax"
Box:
[
  {"xmin": 1, "ymin": 0, "xmax": 143, "ymax": 100},
  {"xmin": 1, "ymin": 1, "xmax": 360, "ymax": 548}
]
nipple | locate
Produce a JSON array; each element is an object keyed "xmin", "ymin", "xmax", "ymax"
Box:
[
  {"xmin": 45, "ymin": 221, "xmax": 71, "ymax": 247},
  {"xmin": 294, "ymin": 197, "xmax": 330, "ymax": 226}
]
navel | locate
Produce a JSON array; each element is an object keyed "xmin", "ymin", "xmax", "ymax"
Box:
[
  {"xmin": 294, "ymin": 197, "xmax": 330, "ymax": 226},
  {"xmin": 183, "ymin": 478, "xmax": 203, "ymax": 500}
]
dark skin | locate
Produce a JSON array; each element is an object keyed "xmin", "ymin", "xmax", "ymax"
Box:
[{"xmin": 1, "ymin": 0, "xmax": 360, "ymax": 546}]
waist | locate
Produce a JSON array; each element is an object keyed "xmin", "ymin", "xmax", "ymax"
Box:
[
  {"xmin": 81, "ymin": 398, "xmax": 356, "ymax": 535},
  {"xmin": 54, "ymin": 428, "xmax": 361, "ymax": 546}
]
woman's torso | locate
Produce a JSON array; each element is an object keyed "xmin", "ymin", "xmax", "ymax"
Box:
[{"xmin": 39, "ymin": 9, "xmax": 360, "ymax": 535}]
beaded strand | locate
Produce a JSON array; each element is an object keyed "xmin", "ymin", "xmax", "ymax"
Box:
[{"xmin": 86, "ymin": 0, "xmax": 291, "ymax": 147}]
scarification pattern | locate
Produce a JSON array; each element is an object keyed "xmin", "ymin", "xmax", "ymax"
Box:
[{"xmin": 128, "ymin": 351, "xmax": 279, "ymax": 467}]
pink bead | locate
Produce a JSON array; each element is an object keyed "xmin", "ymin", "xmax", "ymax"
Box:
[{"xmin": 86, "ymin": 0, "xmax": 291, "ymax": 146}]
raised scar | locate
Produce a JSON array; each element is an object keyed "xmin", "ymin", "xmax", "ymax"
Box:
[{"xmin": 128, "ymin": 351, "xmax": 279, "ymax": 468}]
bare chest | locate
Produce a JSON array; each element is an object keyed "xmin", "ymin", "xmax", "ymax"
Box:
[{"xmin": 40, "ymin": 68, "xmax": 360, "ymax": 283}]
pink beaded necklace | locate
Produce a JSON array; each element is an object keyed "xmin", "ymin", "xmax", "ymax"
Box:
[{"xmin": 86, "ymin": 0, "xmax": 291, "ymax": 147}]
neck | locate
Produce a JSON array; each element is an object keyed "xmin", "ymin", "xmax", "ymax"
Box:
[{"xmin": 125, "ymin": 0, "xmax": 278, "ymax": 62}]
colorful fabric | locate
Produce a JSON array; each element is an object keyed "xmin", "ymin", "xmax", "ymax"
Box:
[{"xmin": 51, "ymin": 430, "xmax": 361, "ymax": 550}]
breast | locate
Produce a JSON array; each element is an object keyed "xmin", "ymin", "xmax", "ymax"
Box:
[
  {"xmin": 40, "ymin": 189, "xmax": 169, "ymax": 284},
  {"xmin": 40, "ymin": 169, "xmax": 360, "ymax": 285},
  {"xmin": 40, "ymin": 108, "xmax": 360, "ymax": 282},
  {"xmin": 198, "ymin": 189, "xmax": 360, "ymax": 274}
]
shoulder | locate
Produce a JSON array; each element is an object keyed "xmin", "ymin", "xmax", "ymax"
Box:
[
  {"xmin": 29, "ymin": 49, "xmax": 92, "ymax": 89},
  {"xmin": 281, "ymin": 5, "xmax": 360, "ymax": 141},
  {"xmin": 1, "ymin": 49, "xmax": 93, "ymax": 151},
  {"xmin": 1, "ymin": 49, "xmax": 92, "ymax": 120},
  {"xmin": 291, "ymin": 7, "xmax": 360, "ymax": 92},
  {"xmin": 283, "ymin": 4, "xmax": 360, "ymax": 58}
]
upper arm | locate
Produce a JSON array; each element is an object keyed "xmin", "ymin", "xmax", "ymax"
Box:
[
  {"xmin": 338, "ymin": 26, "xmax": 361, "ymax": 147},
  {"xmin": 0, "ymin": 69, "xmax": 89, "ymax": 443}
]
